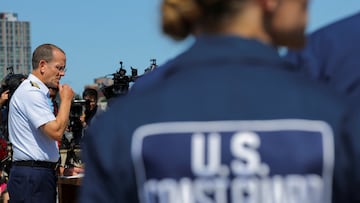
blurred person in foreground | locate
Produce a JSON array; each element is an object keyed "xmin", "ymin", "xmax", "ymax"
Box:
[
  {"xmin": 7, "ymin": 43, "xmax": 74, "ymax": 203},
  {"xmin": 285, "ymin": 11, "xmax": 360, "ymax": 99},
  {"xmin": 79, "ymin": 0, "xmax": 360, "ymax": 202}
]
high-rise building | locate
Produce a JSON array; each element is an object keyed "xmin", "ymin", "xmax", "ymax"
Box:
[{"xmin": 0, "ymin": 12, "xmax": 31, "ymax": 80}]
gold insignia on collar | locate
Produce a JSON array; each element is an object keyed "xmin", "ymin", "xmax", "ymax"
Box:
[{"xmin": 30, "ymin": 81, "xmax": 40, "ymax": 89}]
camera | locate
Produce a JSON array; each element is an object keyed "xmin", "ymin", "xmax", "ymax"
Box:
[
  {"xmin": 70, "ymin": 99, "xmax": 87, "ymax": 118},
  {"xmin": 102, "ymin": 61, "xmax": 138, "ymax": 99},
  {"xmin": 61, "ymin": 99, "xmax": 87, "ymax": 149},
  {"xmin": 67, "ymin": 99, "xmax": 88, "ymax": 145},
  {"xmin": 0, "ymin": 67, "xmax": 26, "ymax": 108},
  {"xmin": 0, "ymin": 67, "xmax": 26, "ymax": 174},
  {"xmin": 102, "ymin": 59, "xmax": 158, "ymax": 100},
  {"xmin": 0, "ymin": 66, "xmax": 26, "ymax": 139},
  {"xmin": 144, "ymin": 59, "xmax": 158, "ymax": 73},
  {"xmin": 59, "ymin": 99, "xmax": 88, "ymax": 169}
]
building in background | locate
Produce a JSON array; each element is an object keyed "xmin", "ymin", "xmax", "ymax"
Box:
[{"xmin": 0, "ymin": 12, "xmax": 31, "ymax": 79}]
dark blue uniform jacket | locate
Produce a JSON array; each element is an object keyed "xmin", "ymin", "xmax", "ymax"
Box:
[
  {"xmin": 285, "ymin": 12, "xmax": 360, "ymax": 99},
  {"xmin": 80, "ymin": 35, "xmax": 360, "ymax": 203}
]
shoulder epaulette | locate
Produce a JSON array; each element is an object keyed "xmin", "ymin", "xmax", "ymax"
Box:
[{"xmin": 30, "ymin": 81, "xmax": 40, "ymax": 89}]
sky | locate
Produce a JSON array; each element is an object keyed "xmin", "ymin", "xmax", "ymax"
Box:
[{"xmin": 1, "ymin": 0, "xmax": 360, "ymax": 94}]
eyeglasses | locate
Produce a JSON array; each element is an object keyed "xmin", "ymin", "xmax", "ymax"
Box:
[
  {"xmin": 43, "ymin": 60, "xmax": 67, "ymax": 73},
  {"xmin": 55, "ymin": 65, "xmax": 66, "ymax": 73}
]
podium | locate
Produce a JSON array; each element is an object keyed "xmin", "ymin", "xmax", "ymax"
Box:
[{"xmin": 57, "ymin": 175, "xmax": 83, "ymax": 203}]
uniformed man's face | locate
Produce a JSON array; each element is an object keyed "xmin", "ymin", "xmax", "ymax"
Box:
[
  {"xmin": 44, "ymin": 49, "xmax": 66, "ymax": 88},
  {"xmin": 264, "ymin": 0, "xmax": 308, "ymax": 49}
]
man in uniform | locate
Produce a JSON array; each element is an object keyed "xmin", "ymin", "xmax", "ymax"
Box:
[{"xmin": 7, "ymin": 43, "xmax": 74, "ymax": 202}]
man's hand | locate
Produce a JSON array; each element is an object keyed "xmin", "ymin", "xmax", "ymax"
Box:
[
  {"xmin": 0, "ymin": 90, "xmax": 9, "ymax": 106},
  {"xmin": 58, "ymin": 84, "xmax": 74, "ymax": 103},
  {"xmin": 41, "ymin": 84, "xmax": 74, "ymax": 141}
]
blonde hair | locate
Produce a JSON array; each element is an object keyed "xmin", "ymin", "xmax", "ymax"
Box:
[{"xmin": 162, "ymin": 0, "xmax": 247, "ymax": 40}]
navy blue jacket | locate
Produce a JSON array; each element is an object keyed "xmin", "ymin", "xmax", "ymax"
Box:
[
  {"xmin": 79, "ymin": 35, "xmax": 360, "ymax": 203},
  {"xmin": 285, "ymin": 12, "xmax": 360, "ymax": 99}
]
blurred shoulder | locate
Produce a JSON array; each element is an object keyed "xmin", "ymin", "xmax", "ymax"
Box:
[
  {"xmin": 130, "ymin": 58, "xmax": 178, "ymax": 94},
  {"xmin": 310, "ymin": 12, "xmax": 360, "ymax": 40}
]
